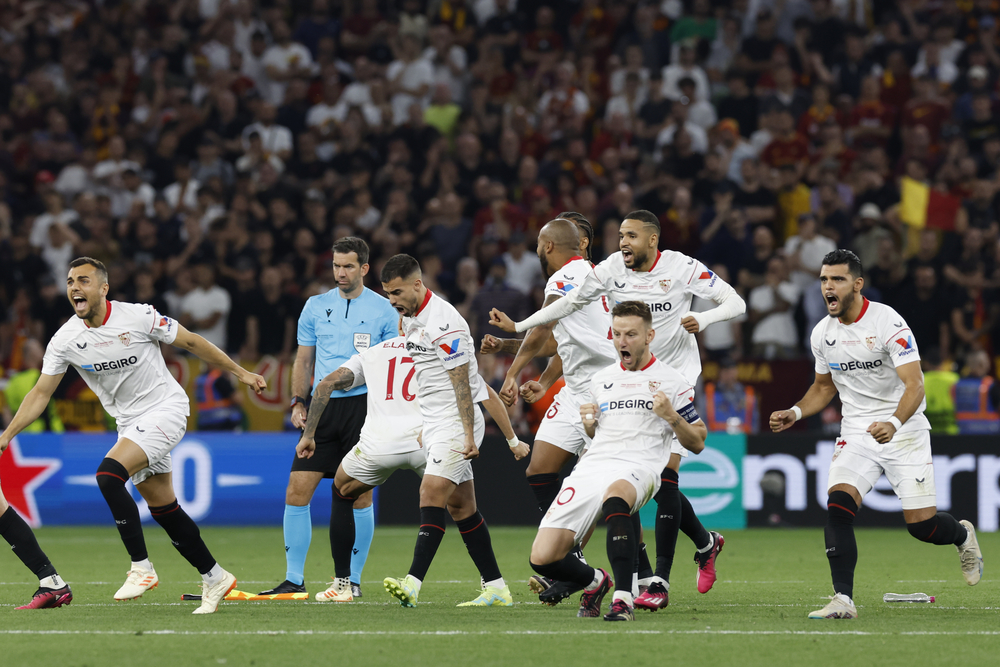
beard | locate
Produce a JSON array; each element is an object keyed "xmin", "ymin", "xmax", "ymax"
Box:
[
  {"xmin": 538, "ymin": 252, "xmax": 551, "ymax": 277},
  {"xmin": 828, "ymin": 291, "xmax": 856, "ymax": 318}
]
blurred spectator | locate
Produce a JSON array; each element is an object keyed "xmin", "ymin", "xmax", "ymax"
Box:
[
  {"xmin": 2, "ymin": 339, "xmax": 64, "ymax": 433},
  {"xmin": 501, "ymin": 232, "xmax": 541, "ymax": 296},
  {"xmin": 785, "ymin": 213, "xmax": 836, "ymax": 332},
  {"xmin": 180, "ymin": 262, "xmax": 231, "ymax": 349},
  {"xmin": 921, "ymin": 351, "xmax": 959, "ymax": 435},
  {"xmin": 954, "ymin": 350, "xmax": 999, "ymax": 434},
  {"xmin": 748, "ymin": 255, "xmax": 800, "ymax": 359},
  {"xmin": 692, "ymin": 264, "xmax": 745, "ymax": 361},
  {"xmin": 700, "ymin": 357, "xmax": 758, "ymax": 434}
]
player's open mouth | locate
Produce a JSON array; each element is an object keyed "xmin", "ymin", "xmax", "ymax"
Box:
[
  {"xmin": 826, "ymin": 295, "xmax": 838, "ymax": 310},
  {"xmin": 621, "ymin": 249, "xmax": 633, "ymax": 261},
  {"xmin": 72, "ymin": 296, "xmax": 88, "ymax": 311},
  {"xmin": 620, "ymin": 350, "xmax": 632, "ymax": 362}
]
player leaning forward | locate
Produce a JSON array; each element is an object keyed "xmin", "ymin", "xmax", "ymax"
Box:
[
  {"xmin": 529, "ymin": 301, "xmax": 706, "ymax": 621},
  {"xmin": 770, "ymin": 249, "xmax": 983, "ymax": 620},
  {"xmin": 0, "ymin": 258, "xmax": 266, "ymax": 614},
  {"xmin": 380, "ymin": 254, "xmax": 527, "ymax": 607}
]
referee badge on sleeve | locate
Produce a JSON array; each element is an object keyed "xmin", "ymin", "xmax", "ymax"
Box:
[{"xmin": 353, "ymin": 333, "xmax": 371, "ymax": 352}]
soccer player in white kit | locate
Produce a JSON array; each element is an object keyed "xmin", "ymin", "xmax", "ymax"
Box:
[
  {"xmin": 528, "ymin": 301, "xmax": 706, "ymax": 621},
  {"xmin": 295, "ymin": 334, "xmax": 528, "ymax": 602},
  {"xmin": 492, "ymin": 210, "xmax": 745, "ymax": 608},
  {"xmin": 0, "ymin": 258, "xmax": 267, "ymax": 614},
  {"xmin": 378, "ymin": 254, "xmax": 528, "ymax": 608},
  {"xmin": 770, "ymin": 249, "xmax": 984, "ymax": 620}
]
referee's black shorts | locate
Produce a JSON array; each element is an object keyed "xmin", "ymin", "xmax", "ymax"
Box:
[{"xmin": 290, "ymin": 394, "xmax": 367, "ymax": 478}]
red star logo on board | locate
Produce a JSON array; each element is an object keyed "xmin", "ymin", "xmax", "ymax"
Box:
[{"xmin": 0, "ymin": 438, "xmax": 62, "ymax": 528}]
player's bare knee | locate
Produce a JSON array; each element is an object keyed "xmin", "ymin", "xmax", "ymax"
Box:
[{"xmin": 352, "ymin": 488, "xmax": 374, "ymax": 509}]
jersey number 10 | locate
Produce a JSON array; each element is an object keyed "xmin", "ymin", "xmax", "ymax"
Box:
[{"xmin": 386, "ymin": 356, "xmax": 417, "ymax": 401}]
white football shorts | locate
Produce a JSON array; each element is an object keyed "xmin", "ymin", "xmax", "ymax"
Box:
[
  {"xmin": 341, "ymin": 437, "xmax": 426, "ymax": 487},
  {"xmin": 421, "ymin": 405, "xmax": 486, "ymax": 485},
  {"xmin": 118, "ymin": 403, "xmax": 189, "ymax": 485},
  {"xmin": 827, "ymin": 429, "xmax": 936, "ymax": 510},
  {"xmin": 534, "ymin": 386, "xmax": 591, "ymax": 456},
  {"xmin": 539, "ymin": 454, "xmax": 661, "ymax": 542}
]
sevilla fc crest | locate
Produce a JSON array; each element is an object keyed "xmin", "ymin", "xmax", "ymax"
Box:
[
  {"xmin": 648, "ymin": 381, "xmax": 661, "ymax": 393},
  {"xmin": 118, "ymin": 332, "xmax": 131, "ymax": 347},
  {"xmin": 865, "ymin": 336, "xmax": 876, "ymax": 351},
  {"xmin": 659, "ymin": 279, "xmax": 671, "ymax": 293}
]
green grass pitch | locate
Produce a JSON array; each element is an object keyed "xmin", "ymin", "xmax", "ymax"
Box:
[{"xmin": 1, "ymin": 526, "xmax": 996, "ymax": 666}]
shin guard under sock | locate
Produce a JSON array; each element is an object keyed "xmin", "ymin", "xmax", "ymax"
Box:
[
  {"xmin": 604, "ymin": 497, "xmax": 635, "ymax": 593},
  {"xmin": 0, "ymin": 507, "xmax": 57, "ymax": 579},
  {"xmin": 825, "ymin": 490, "xmax": 859, "ymax": 599},
  {"xmin": 907, "ymin": 512, "xmax": 969, "ymax": 546},
  {"xmin": 526, "ymin": 473, "xmax": 561, "ymax": 514},
  {"xmin": 409, "ymin": 507, "xmax": 447, "ymax": 580},
  {"xmin": 95, "ymin": 458, "xmax": 147, "ymax": 562},
  {"xmin": 654, "ymin": 468, "xmax": 681, "ymax": 581},
  {"xmin": 149, "ymin": 501, "xmax": 216, "ymax": 574},
  {"xmin": 329, "ymin": 492, "xmax": 356, "ymax": 579},
  {"xmin": 456, "ymin": 511, "xmax": 502, "ymax": 583}
]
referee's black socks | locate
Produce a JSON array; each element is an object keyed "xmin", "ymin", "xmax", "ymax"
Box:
[
  {"xmin": 825, "ymin": 490, "xmax": 859, "ymax": 600},
  {"xmin": 455, "ymin": 511, "xmax": 502, "ymax": 584},
  {"xmin": 95, "ymin": 458, "xmax": 148, "ymax": 562},
  {"xmin": 409, "ymin": 506, "xmax": 447, "ymax": 581},
  {"xmin": 0, "ymin": 506, "xmax": 57, "ymax": 580},
  {"xmin": 330, "ymin": 491, "xmax": 356, "ymax": 579},
  {"xmin": 149, "ymin": 500, "xmax": 216, "ymax": 575}
]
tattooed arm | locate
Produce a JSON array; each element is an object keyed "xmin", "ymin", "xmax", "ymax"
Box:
[
  {"xmin": 447, "ymin": 363, "xmax": 479, "ymax": 460},
  {"xmin": 296, "ymin": 367, "xmax": 356, "ymax": 458}
]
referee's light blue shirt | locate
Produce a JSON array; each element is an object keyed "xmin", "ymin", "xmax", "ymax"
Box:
[{"xmin": 297, "ymin": 287, "xmax": 400, "ymax": 397}]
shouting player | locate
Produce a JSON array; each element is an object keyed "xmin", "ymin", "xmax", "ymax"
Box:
[
  {"xmin": 296, "ymin": 333, "xmax": 528, "ymax": 602},
  {"xmin": 492, "ymin": 210, "xmax": 745, "ymax": 608},
  {"xmin": 528, "ymin": 301, "xmax": 706, "ymax": 621},
  {"xmin": 0, "ymin": 258, "xmax": 266, "ymax": 614},
  {"xmin": 380, "ymin": 254, "xmax": 527, "ymax": 607},
  {"xmin": 770, "ymin": 249, "xmax": 983, "ymax": 620}
]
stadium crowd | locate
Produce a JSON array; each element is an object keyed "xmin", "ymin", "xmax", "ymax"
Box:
[{"xmin": 0, "ymin": 0, "xmax": 999, "ymax": 430}]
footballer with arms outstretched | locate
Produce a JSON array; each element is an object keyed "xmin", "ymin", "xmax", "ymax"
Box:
[
  {"xmin": 770, "ymin": 249, "xmax": 983, "ymax": 620},
  {"xmin": 528, "ymin": 301, "xmax": 706, "ymax": 621},
  {"xmin": 295, "ymin": 331, "xmax": 529, "ymax": 602},
  {"xmin": 0, "ymin": 257, "xmax": 267, "ymax": 614},
  {"xmin": 492, "ymin": 210, "xmax": 745, "ymax": 609},
  {"xmin": 379, "ymin": 254, "xmax": 528, "ymax": 608}
]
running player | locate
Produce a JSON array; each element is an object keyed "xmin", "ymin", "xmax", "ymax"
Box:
[
  {"xmin": 0, "ymin": 257, "xmax": 266, "ymax": 614},
  {"xmin": 770, "ymin": 249, "xmax": 983, "ymax": 620},
  {"xmin": 380, "ymin": 254, "xmax": 522, "ymax": 608},
  {"xmin": 528, "ymin": 301, "xmax": 706, "ymax": 621},
  {"xmin": 491, "ymin": 210, "xmax": 745, "ymax": 608},
  {"xmin": 295, "ymin": 334, "xmax": 528, "ymax": 602}
]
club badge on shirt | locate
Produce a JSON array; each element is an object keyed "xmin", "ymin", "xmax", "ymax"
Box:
[
  {"xmin": 659, "ymin": 279, "xmax": 671, "ymax": 293},
  {"xmin": 118, "ymin": 332, "xmax": 131, "ymax": 347},
  {"xmin": 353, "ymin": 333, "xmax": 371, "ymax": 352},
  {"xmin": 865, "ymin": 336, "xmax": 877, "ymax": 351},
  {"xmin": 648, "ymin": 381, "xmax": 661, "ymax": 393}
]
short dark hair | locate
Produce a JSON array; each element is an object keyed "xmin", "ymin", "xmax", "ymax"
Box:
[
  {"xmin": 69, "ymin": 257, "xmax": 109, "ymax": 284},
  {"xmin": 822, "ymin": 248, "xmax": 863, "ymax": 279},
  {"xmin": 624, "ymin": 209, "xmax": 660, "ymax": 234},
  {"xmin": 557, "ymin": 210, "xmax": 594, "ymax": 261},
  {"xmin": 332, "ymin": 237, "xmax": 370, "ymax": 265},
  {"xmin": 380, "ymin": 253, "xmax": 421, "ymax": 283},
  {"xmin": 612, "ymin": 300, "xmax": 653, "ymax": 326}
]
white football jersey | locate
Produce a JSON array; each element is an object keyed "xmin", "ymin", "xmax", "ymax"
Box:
[
  {"xmin": 588, "ymin": 356, "xmax": 699, "ymax": 466},
  {"xmin": 401, "ymin": 290, "xmax": 487, "ymax": 425},
  {"xmin": 570, "ymin": 250, "xmax": 738, "ymax": 384},
  {"xmin": 810, "ymin": 298, "xmax": 930, "ymax": 435},
  {"xmin": 544, "ymin": 256, "xmax": 618, "ymax": 396},
  {"xmin": 41, "ymin": 300, "xmax": 189, "ymax": 425},
  {"xmin": 340, "ymin": 337, "xmax": 422, "ymax": 455}
]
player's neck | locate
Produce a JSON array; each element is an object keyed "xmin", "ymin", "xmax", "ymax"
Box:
[
  {"xmin": 838, "ymin": 295, "xmax": 866, "ymax": 325},
  {"xmin": 339, "ymin": 283, "xmax": 365, "ymax": 300},
  {"xmin": 636, "ymin": 250, "xmax": 659, "ymax": 272},
  {"xmin": 552, "ymin": 252, "xmax": 577, "ymax": 273},
  {"xmin": 85, "ymin": 299, "xmax": 109, "ymax": 328}
]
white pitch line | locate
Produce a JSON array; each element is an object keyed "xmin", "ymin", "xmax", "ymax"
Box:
[{"xmin": 1, "ymin": 629, "xmax": 1000, "ymax": 637}]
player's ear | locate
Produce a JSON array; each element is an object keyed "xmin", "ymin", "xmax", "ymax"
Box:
[
  {"xmin": 360, "ymin": 263, "xmax": 370, "ymax": 277},
  {"xmin": 647, "ymin": 327, "xmax": 655, "ymax": 344},
  {"xmin": 855, "ymin": 276, "xmax": 864, "ymax": 292}
]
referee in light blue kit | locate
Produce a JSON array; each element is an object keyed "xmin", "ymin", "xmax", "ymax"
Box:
[{"xmin": 259, "ymin": 237, "xmax": 399, "ymax": 600}]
